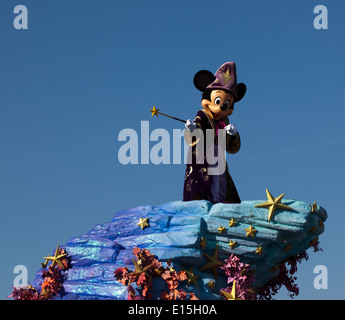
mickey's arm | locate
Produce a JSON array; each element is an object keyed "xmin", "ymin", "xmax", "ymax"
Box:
[
  {"xmin": 226, "ymin": 132, "xmax": 241, "ymax": 154},
  {"xmin": 185, "ymin": 110, "xmax": 207, "ymax": 131},
  {"xmin": 184, "ymin": 110, "xmax": 208, "ymax": 146},
  {"xmin": 224, "ymin": 122, "xmax": 241, "ymax": 154}
]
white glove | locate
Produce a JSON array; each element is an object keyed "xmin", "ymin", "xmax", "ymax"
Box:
[
  {"xmin": 185, "ymin": 119, "xmax": 197, "ymax": 132},
  {"xmin": 225, "ymin": 123, "xmax": 238, "ymax": 136}
]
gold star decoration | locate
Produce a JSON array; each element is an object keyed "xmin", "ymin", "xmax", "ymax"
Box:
[
  {"xmin": 199, "ymin": 244, "xmax": 224, "ymax": 281},
  {"xmin": 150, "ymin": 105, "xmax": 160, "ymax": 117},
  {"xmin": 221, "ymin": 69, "xmax": 232, "ymax": 85},
  {"xmin": 200, "ymin": 237, "xmax": 207, "ymax": 250},
  {"xmin": 255, "ymin": 246, "xmax": 263, "ymax": 255},
  {"xmin": 245, "ymin": 225, "xmax": 257, "ymax": 237},
  {"xmin": 255, "ymin": 189, "xmax": 293, "ymax": 222},
  {"xmin": 128, "ymin": 259, "xmax": 152, "ymax": 284},
  {"xmin": 182, "ymin": 267, "xmax": 200, "ymax": 289},
  {"xmin": 228, "ymin": 240, "xmax": 237, "ymax": 249},
  {"xmin": 228, "ymin": 218, "xmax": 237, "ymax": 228},
  {"xmin": 311, "ymin": 201, "xmax": 317, "ymax": 213},
  {"xmin": 137, "ymin": 217, "xmax": 149, "ymax": 230},
  {"xmin": 221, "ymin": 280, "xmax": 243, "ymax": 300},
  {"xmin": 217, "ymin": 225, "xmax": 226, "ymax": 234},
  {"xmin": 207, "ymin": 280, "xmax": 215, "ymax": 289},
  {"xmin": 42, "ymin": 245, "xmax": 68, "ymax": 269}
]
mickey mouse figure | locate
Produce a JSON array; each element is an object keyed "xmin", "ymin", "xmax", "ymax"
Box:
[{"xmin": 183, "ymin": 61, "xmax": 246, "ymax": 204}]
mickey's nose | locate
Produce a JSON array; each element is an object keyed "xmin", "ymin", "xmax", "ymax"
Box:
[{"xmin": 220, "ymin": 104, "xmax": 227, "ymax": 111}]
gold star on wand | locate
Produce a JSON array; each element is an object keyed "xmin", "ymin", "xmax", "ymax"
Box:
[
  {"xmin": 149, "ymin": 106, "xmax": 186, "ymax": 123},
  {"xmin": 150, "ymin": 105, "xmax": 160, "ymax": 117},
  {"xmin": 255, "ymin": 188, "xmax": 293, "ymax": 222},
  {"xmin": 42, "ymin": 245, "xmax": 68, "ymax": 269},
  {"xmin": 221, "ymin": 280, "xmax": 243, "ymax": 300},
  {"xmin": 199, "ymin": 244, "xmax": 224, "ymax": 281}
]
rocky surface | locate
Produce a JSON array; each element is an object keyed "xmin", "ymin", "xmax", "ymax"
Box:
[{"xmin": 32, "ymin": 199, "xmax": 327, "ymax": 300}]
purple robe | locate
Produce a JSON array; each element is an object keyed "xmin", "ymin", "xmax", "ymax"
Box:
[{"xmin": 183, "ymin": 110, "xmax": 241, "ymax": 204}]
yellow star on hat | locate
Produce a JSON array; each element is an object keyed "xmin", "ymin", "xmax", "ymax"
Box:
[{"xmin": 221, "ymin": 68, "xmax": 232, "ymax": 85}]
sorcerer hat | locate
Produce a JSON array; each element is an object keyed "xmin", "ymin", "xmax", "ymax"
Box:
[{"xmin": 194, "ymin": 61, "xmax": 246, "ymax": 102}]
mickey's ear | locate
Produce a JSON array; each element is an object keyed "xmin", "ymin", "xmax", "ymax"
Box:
[
  {"xmin": 193, "ymin": 70, "xmax": 215, "ymax": 92},
  {"xmin": 236, "ymin": 83, "xmax": 247, "ymax": 102}
]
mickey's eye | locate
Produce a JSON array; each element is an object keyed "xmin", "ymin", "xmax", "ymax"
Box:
[
  {"xmin": 214, "ymin": 97, "xmax": 222, "ymax": 105},
  {"xmin": 223, "ymin": 101, "xmax": 230, "ymax": 108}
]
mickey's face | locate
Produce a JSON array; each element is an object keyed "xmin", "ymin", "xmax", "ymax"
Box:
[{"xmin": 201, "ymin": 90, "xmax": 234, "ymax": 120}]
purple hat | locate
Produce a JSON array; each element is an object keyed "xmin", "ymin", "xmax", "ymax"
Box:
[{"xmin": 194, "ymin": 61, "xmax": 246, "ymax": 102}]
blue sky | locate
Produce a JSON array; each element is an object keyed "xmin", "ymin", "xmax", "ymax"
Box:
[{"xmin": 0, "ymin": 0, "xmax": 344, "ymax": 299}]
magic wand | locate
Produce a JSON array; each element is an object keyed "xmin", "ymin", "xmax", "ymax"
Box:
[{"xmin": 149, "ymin": 106, "xmax": 186, "ymax": 123}]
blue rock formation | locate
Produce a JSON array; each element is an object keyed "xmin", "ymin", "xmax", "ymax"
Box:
[{"xmin": 32, "ymin": 199, "xmax": 327, "ymax": 300}]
